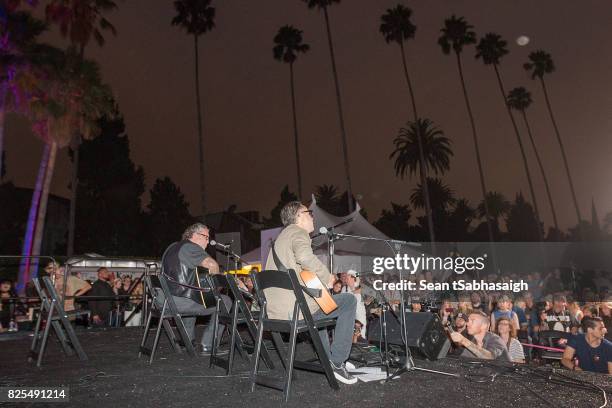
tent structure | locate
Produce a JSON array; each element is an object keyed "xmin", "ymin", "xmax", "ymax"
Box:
[{"xmin": 248, "ymin": 196, "xmax": 425, "ymax": 278}]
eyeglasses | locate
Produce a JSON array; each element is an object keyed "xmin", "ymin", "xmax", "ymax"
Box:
[
  {"xmin": 196, "ymin": 232, "xmax": 209, "ymax": 240},
  {"xmin": 301, "ymin": 210, "xmax": 313, "ymax": 216}
]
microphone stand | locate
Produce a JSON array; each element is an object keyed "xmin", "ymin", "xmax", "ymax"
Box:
[{"xmin": 320, "ymin": 231, "xmax": 456, "ymax": 379}]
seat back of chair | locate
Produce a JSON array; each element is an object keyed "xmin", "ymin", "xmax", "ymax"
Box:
[
  {"xmin": 156, "ymin": 273, "xmax": 182, "ymax": 317},
  {"xmin": 206, "ymin": 274, "xmax": 230, "ymax": 315},
  {"xmin": 251, "ymin": 269, "xmax": 313, "ymax": 322},
  {"xmin": 32, "ymin": 278, "xmax": 50, "ymax": 310}
]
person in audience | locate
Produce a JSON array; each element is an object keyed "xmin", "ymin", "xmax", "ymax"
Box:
[
  {"xmin": 470, "ymin": 292, "xmax": 488, "ymax": 314},
  {"xmin": 567, "ymin": 299, "xmax": 584, "ymax": 334},
  {"xmin": 331, "ymin": 279, "xmax": 342, "ymax": 295},
  {"xmin": 544, "ymin": 294, "xmax": 572, "ymax": 333},
  {"xmin": 450, "ymin": 310, "xmax": 510, "ymax": 361},
  {"xmin": 491, "ymin": 294, "xmax": 520, "ymax": 332},
  {"xmin": 494, "ymin": 316, "xmax": 525, "ymax": 363},
  {"xmin": 52, "ymin": 266, "xmax": 92, "ymax": 314},
  {"xmin": 352, "ymin": 320, "xmax": 367, "ymax": 344},
  {"xmin": 600, "ymin": 299, "xmax": 612, "ymax": 342},
  {"xmin": 0, "ymin": 279, "xmax": 17, "ymax": 329},
  {"xmin": 88, "ymin": 267, "xmax": 116, "ymax": 326},
  {"xmin": 561, "ymin": 316, "xmax": 612, "ymax": 374}
]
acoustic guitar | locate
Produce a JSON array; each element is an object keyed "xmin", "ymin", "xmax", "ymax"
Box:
[
  {"xmin": 299, "ymin": 270, "xmax": 338, "ymax": 314},
  {"xmin": 195, "ymin": 267, "xmax": 216, "ymax": 308}
]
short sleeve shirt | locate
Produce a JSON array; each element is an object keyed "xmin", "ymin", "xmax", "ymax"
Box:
[{"xmin": 567, "ymin": 334, "xmax": 612, "ymax": 374}]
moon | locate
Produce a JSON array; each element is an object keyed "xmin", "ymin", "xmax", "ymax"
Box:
[{"xmin": 516, "ymin": 35, "xmax": 530, "ymax": 46}]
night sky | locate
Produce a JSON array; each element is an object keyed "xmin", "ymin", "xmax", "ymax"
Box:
[{"xmin": 6, "ymin": 0, "xmax": 612, "ymax": 229}]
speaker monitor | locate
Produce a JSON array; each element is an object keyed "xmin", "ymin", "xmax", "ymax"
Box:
[{"xmin": 367, "ymin": 312, "xmax": 450, "ymax": 360}]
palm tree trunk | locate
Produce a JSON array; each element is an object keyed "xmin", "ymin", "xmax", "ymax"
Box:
[
  {"xmin": 67, "ymin": 45, "xmax": 87, "ymax": 256},
  {"xmin": 66, "ymin": 134, "xmax": 80, "ymax": 256},
  {"xmin": 493, "ymin": 64, "xmax": 542, "ymax": 240},
  {"xmin": 521, "ymin": 109, "xmax": 560, "ymax": 233},
  {"xmin": 194, "ymin": 34, "xmax": 207, "ymax": 218},
  {"xmin": 455, "ymin": 52, "xmax": 495, "ymax": 243},
  {"xmin": 17, "ymin": 142, "xmax": 51, "ymax": 294},
  {"xmin": 322, "ymin": 7, "xmax": 353, "ymax": 213},
  {"xmin": 30, "ymin": 141, "xmax": 58, "ymax": 276},
  {"xmin": 289, "ymin": 62, "xmax": 303, "ymax": 200},
  {"xmin": 399, "ymin": 41, "xmax": 435, "ymax": 245},
  {"xmin": 539, "ymin": 77, "xmax": 582, "ymax": 229},
  {"xmin": 0, "ymin": 81, "xmax": 7, "ymax": 182}
]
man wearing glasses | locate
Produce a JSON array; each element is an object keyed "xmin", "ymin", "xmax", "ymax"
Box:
[
  {"xmin": 264, "ymin": 201, "xmax": 358, "ymax": 384},
  {"xmin": 161, "ymin": 223, "xmax": 231, "ymax": 355}
]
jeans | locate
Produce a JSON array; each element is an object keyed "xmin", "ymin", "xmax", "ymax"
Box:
[
  {"xmin": 312, "ymin": 293, "xmax": 357, "ymax": 366},
  {"xmin": 155, "ymin": 289, "xmax": 232, "ymax": 348}
]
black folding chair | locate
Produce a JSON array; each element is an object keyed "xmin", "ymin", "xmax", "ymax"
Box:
[
  {"xmin": 138, "ymin": 273, "xmax": 199, "ymax": 363},
  {"xmin": 249, "ymin": 269, "xmax": 339, "ymax": 402},
  {"xmin": 206, "ymin": 274, "xmax": 274, "ymax": 374},
  {"xmin": 29, "ymin": 277, "xmax": 88, "ymax": 367},
  {"xmin": 539, "ymin": 330, "xmax": 571, "ymax": 362}
]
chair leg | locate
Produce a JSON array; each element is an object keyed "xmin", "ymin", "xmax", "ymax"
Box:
[
  {"xmin": 37, "ymin": 302, "xmax": 55, "ymax": 368},
  {"xmin": 175, "ymin": 316, "xmax": 195, "ymax": 356},
  {"xmin": 307, "ymin": 325, "xmax": 339, "ymax": 390},
  {"xmin": 150, "ymin": 301, "xmax": 167, "ymax": 364},
  {"xmin": 250, "ymin": 318, "xmax": 265, "ymax": 393},
  {"xmin": 30, "ymin": 307, "xmax": 44, "ymax": 356},
  {"xmin": 209, "ymin": 307, "xmax": 219, "ymax": 368},
  {"xmin": 138, "ymin": 310, "xmax": 154, "ymax": 358},
  {"xmin": 283, "ymin": 318, "xmax": 299, "ymax": 402},
  {"xmin": 271, "ymin": 332, "xmax": 288, "ymax": 371},
  {"xmin": 50, "ymin": 320, "xmax": 73, "ymax": 356},
  {"xmin": 227, "ymin": 306, "xmax": 240, "ymax": 375},
  {"xmin": 162, "ymin": 320, "xmax": 181, "ymax": 354}
]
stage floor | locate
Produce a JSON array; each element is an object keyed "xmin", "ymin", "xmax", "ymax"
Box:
[{"xmin": 1, "ymin": 327, "xmax": 611, "ymax": 408}]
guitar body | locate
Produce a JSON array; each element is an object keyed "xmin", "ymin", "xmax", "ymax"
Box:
[
  {"xmin": 195, "ymin": 267, "xmax": 216, "ymax": 308},
  {"xmin": 299, "ymin": 270, "xmax": 338, "ymax": 314}
]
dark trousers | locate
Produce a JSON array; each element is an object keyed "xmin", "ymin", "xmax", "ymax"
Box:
[
  {"xmin": 156, "ymin": 290, "xmax": 232, "ymax": 348},
  {"xmin": 312, "ymin": 293, "xmax": 357, "ymax": 366}
]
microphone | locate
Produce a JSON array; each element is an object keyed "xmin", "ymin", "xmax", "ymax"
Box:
[
  {"xmin": 210, "ymin": 240, "xmax": 231, "ymax": 250},
  {"xmin": 319, "ymin": 226, "xmax": 329, "ymax": 235}
]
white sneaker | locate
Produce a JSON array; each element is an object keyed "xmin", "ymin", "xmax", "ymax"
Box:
[
  {"xmin": 345, "ymin": 361, "xmax": 356, "ymax": 370},
  {"xmin": 331, "ymin": 362, "xmax": 358, "ymax": 385}
]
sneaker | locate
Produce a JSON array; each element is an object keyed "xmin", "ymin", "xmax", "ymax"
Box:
[
  {"xmin": 198, "ymin": 345, "xmax": 229, "ymax": 357},
  {"xmin": 345, "ymin": 361, "xmax": 356, "ymax": 371},
  {"xmin": 330, "ymin": 362, "xmax": 358, "ymax": 385}
]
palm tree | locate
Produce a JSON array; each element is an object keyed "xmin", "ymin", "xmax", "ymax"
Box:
[
  {"xmin": 45, "ymin": 0, "xmax": 118, "ymax": 256},
  {"xmin": 410, "ymin": 177, "xmax": 455, "ymax": 214},
  {"xmin": 315, "ymin": 184, "xmax": 341, "ymax": 214},
  {"xmin": 391, "ymin": 118, "xmax": 452, "ymax": 180},
  {"xmin": 273, "ymin": 25, "xmax": 310, "ymax": 200},
  {"xmin": 301, "ymin": 0, "xmax": 353, "ymax": 213},
  {"xmin": 0, "ymin": 10, "xmax": 46, "ymax": 184},
  {"xmin": 477, "ymin": 191, "xmax": 510, "ymax": 231},
  {"xmin": 379, "ymin": 5, "xmax": 437, "ymax": 244},
  {"xmin": 524, "ymin": 50, "xmax": 582, "ymax": 231},
  {"xmin": 507, "ymin": 86, "xmax": 560, "ymax": 232},
  {"xmin": 18, "ymin": 46, "xmax": 114, "ymax": 291},
  {"xmin": 172, "ymin": 0, "xmax": 215, "ymax": 220},
  {"xmin": 438, "ymin": 15, "xmax": 496, "ymax": 244},
  {"xmin": 476, "ymin": 33, "xmax": 542, "ymax": 240}
]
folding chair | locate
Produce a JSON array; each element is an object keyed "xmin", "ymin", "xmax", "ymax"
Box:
[
  {"xmin": 207, "ymin": 274, "xmax": 274, "ymax": 374},
  {"xmin": 29, "ymin": 277, "xmax": 88, "ymax": 367},
  {"xmin": 138, "ymin": 274, "xmax": 198, "ymax": 363},
  {"xmin": 249, "ymin": 269, "xmax": 339, "ymax": 402},
  {"xmin": 538, "ymin": 330, "xmax": 571, "ymax": 362}
]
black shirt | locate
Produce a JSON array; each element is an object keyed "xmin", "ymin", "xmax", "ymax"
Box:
[{"xmin": 88, "ymin": 280, "xmax": 115, "ymax": 321}]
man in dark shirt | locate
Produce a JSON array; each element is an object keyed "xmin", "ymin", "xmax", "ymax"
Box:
[
  {"xmin": 161, "ymin": 223, "xmax": 231, "ymax": 355},
  {"xmin": 450, "ymin": 311, "xmax": 510, "ymax": 361},
  {"xmin": 89, "ymin": 268, "xmax": 115, "ymax": 326},
  {"xmin": 562, "ymin": 317, "xmax": 612, "ymax": 374}
]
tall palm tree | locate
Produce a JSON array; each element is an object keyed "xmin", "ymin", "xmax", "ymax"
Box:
[
  {"xmin": 379, "ymin": 4, "xmax": 437, "ymax": 244},
  {"xmin": 438, "ymin": 15, "xmax": 496, "ymax": 244},
  {"xmin": 391, "ymin": 118, "xmax": 452, "ymax": 179},
  {"xmin": 45, "ymin": 0, "xmax": 118, "ymax": 256},
  {"xmin": 18, "ymin": 45, "xmax": 114, "ymax": 291},
  {"xmin": 524, "ymin": 50, "xmax": 582, "ymax": 230},
  {"xmin": 273, "ymin": 25, "xmax": 310, "ymax": 200},
  {"xmin": 476, "ymin": 33, "xmax": 542, "ymax": 240},
  {"xmin": 507, "ymin": 86, "xmax": 559, "ymax": 232},
  {"xmin": 172, "ymin": 0, "xmax": 215, "ymax": 220},
  {"xmin": 301, "ymin": 0, "xmax": 353, "ymax": 213}
]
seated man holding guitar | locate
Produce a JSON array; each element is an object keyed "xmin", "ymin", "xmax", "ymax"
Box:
[
  {"xmin": 161, "ymin": 223, "xmax": 232, "ymax": 356},
  {"xmin": 264, "ymin": 201, "xmax": 358, "ymax": 384}
]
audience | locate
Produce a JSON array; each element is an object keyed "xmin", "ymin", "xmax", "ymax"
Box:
[
  {"xmin": 490, "ymin": 294, "xmax": 520, "ymax": 332},
  {"xmin": 88, "ymin": 267, "xmax": 116, "ymax": 326},
  {"xmin": 494, "ymin": 316, "xmax": 525, "ymax": 363},
  {"xmin": 450, "ymin": 311, "xmax": 510, "ymax": 361},
  {"xmin": 561, "ymin": 317, "xmax": 612, "ymax": 374}
]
